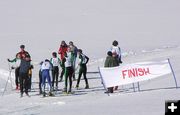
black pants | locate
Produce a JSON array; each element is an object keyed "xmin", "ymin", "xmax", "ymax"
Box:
[
  {"xmin": 52, "ymin": 66, "xmax": 59, "ymax": 88},
  {"xmin": 65, "ymin": 67, "xmax": 73, "ymax": 92},
  {"xmin": 39, "ymin": 70, "xmax": 42, "ymax": 93},
  {"xmin": 60, "ymin": 67, "xmax": 65, "ymax": 80},
  {"xmin": 15, "ymin": 67, "xmax": 20, "ymax": 87},
  {"xmin": 19, "ymin": 72, "xmax": 29, "ymax": 94},
  {"xmin": 77, "ymin": 64, "xmax": 89, "ymax": 85},
  {"xmin": 28, "ymin": 74, "xmax": 32, "ymax": 90}
]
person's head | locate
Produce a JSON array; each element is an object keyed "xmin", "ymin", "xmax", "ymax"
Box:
[
  {"xmin": 112, "ymin": 40, "xmax": 118, "ymax": 46},
  {"xmin": 16, "ymin": 53, "xmax": 21, "ymax": 59},
  {"xmin": 61, "ymin": 40, "xmax": 66, "ymax": 46},
  {"xmin": 69, "ymin": 41, "xmax": 74, "ymax": 46},
  {"xmin": 107, "ymin": 51, "xmax": 112, "ymax": 57},
  {"xmin": 52, "ymin": 52, "xmax": 57, "ymax": 58},
  {"xmin": 78, "ymin": 49, "xmax": 82, "ymax": 54},
  {"xmin": 20, "ymin": 45, "xmax": 25, "ymax": 51},
  {"xmin": 67, "ymin": 46, "xmax": 71, "ymax": 52}
]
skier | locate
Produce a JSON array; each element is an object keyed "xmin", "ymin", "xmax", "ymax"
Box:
[
  {"xmin": 19, "ymin": 54, "xmax": 31, "ymax": 97},
  {"xmin": 63, "ymin": 47, "xmax": 74, "ymax": 93},
  {"xmin": 58, "ymin": 40, "xmax": 68, "ymax": 82},
  {"xmin": 76, "ymin": 49, "xmax": 89, "ymax": 89},
  {"xmin": 7, "ymin": 53, "xmax": 21, "ymax": 90},
  {"xmin": 69, "ymin": 41, "xmax": 78, "ymax": 81},
  {"xmin": 111, "ymin": 40, "xmax": 122, "ymax": 64},
  {"xmin": 41, "ymin": 59, "xmax": 53, "ymax": 97},
  {"xmin": 8, "ymin": 44, "xmax": 31, "ymax": 91},
  {"xmin": 50, "ymin": 52, "xmax": 61, "ymax": 91},
  {"xmin": 104, "ymin": 51, "xmax": 119, "ymax": 93}
]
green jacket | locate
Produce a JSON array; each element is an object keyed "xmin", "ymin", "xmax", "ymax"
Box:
[{"xmin": 104, "ymin": 56, "xmax": 119, "ymax": 67}]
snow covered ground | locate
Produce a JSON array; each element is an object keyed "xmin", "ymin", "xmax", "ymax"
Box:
[
  {"xmin": 0, "ymin": 0, "xmax": 180, "ymax": 115},
  {"xmin": 0, "ymin": 46, "xmax": 180, "ymax": 115}
]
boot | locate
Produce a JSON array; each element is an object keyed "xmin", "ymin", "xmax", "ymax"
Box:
[
  {"xmin": 85, "ymin": 84, "xmax": 89, "ymax": 89},
  {"xmin": 75, "ymin": 84, "xmax": 79, "ymax": 89}
]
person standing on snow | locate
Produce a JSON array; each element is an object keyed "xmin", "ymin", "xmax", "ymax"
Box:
[
  {"xmin": 58, "ymin": 40, "xmax": 68, "ymax": 82},
  {"xmin": 7, "ymin": 53, "xmax": 21, "ymax": 90},
  {"xmin": 76, "ymin": 49, "xmax": 89, "ymax": 89},
  {"xmin": 104, "ymin": 51, "xmax": 119, "ymax": 93},
  {"xmin": 19, "ymin": 54, "xmax": 31, "ymax": 97},
  {"xmin": 8, "ymin": 45, "xmax": 31, "ymax": 91},
  {"xmin": 111, "ymin": 40, "xmax": 122, "ymax": 64},
  {"xmin": 50, "ymin": 52, "xmax": 61, "ymax": 91},
  {"xmin": 41, "ymin": 59, "xmax": 53, "ymax": 97},
  {"xmin": 63, "ymin": 47, "xmax": 74, "ymax": 93},
  {"xmin": 69, "ymin": 41, "xmax": 78, "ymax": 81}
]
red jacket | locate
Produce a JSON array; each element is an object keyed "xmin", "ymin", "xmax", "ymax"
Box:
[{"xmin": 58, "ymin": 46, "xmax": 67, "ymax": 60}]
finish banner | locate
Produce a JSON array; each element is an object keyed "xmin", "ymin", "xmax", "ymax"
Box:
[{"xmin": 99, "ymin": 60, "xmax": 171, "ymax": 88}]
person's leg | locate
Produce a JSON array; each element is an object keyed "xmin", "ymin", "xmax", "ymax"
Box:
[
  {"xmin": 19, "ymin": 73, "xmax": 24, "ymax": 96},
  {"xmin": 64, "ymin": 68, "xmax": 68, "ymax": 92},
  {"xmin": 76, "ymin": 67, "xmax": 83, "ymax": 88},
  {"xmin": 83, "ymin": 65, "xmax": 89, "ymax": 89},
  {"xmin": 68, "ymin": 67, "xmax": 73, "ymax": 92},
  {"xmin": 15, "ymin": 67, "xmax": 20, "ymax": 89},
  {"xmin": 41, "ymin": 71, "xmax": 46, "ymax": 93},
  {"xmin": 52, "ymin": 68, "xmax": 55, "ymax": 89},
  {"xmin": 72, "ymin": 57, "xmax": 76, "ymax": 80},
  {"xmin": 24, "ymin": 73, "xmax": 30, "ymax": 96},
  {"xmin": 60, "ymin": 67, "xmax": 65, "ymax": 82},
  {"xmin": 47, "ymin": 71, "xmax": 52, "ymax": 92},
  {"xmin": 39, "ymin": 70, "xmax": 42, "ymax": 94},
  {"xmin": 55, "ymin": 67, "xmax": 59, "ymax": 88}
]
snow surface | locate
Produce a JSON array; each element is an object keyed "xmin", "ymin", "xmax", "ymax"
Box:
[{"xmin": 0, "ymin": 0, "xmax": 180, "ymax": 115}]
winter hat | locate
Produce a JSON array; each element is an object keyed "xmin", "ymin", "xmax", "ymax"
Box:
[
  {"xmin": 107, "ymin": 51, "xmax": 112, "ymax": 56},
  {"xmin": 45, "ymin": 59, "xmax": 49, "ymax": 62},
  {"xmin": 112, "ymin": 40, "xmax": 118, "ymax": 46}
]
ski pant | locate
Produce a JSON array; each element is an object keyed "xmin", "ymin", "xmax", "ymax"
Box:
[
  {"xmin": 39, "ymin": 70, "xmax": 42, "ymax": 93},
  {"xmin": 28, "ymin": 71, "xmax": 32, "ymax": 90},
  {"xmin": 64, "ymin": 67, "xmax": 73, "ymax": 91},
  {"xmin": 52, "ymin": 66, "xmax": 59, "ymax": 88},
  {"xmin": 41, "ymin": 69, "xmax": 52, "ymax": 92},
  {"xmin": 19, "ymin": 72, "xmax": 29, "ymax": 94},
  {"xmin": 60, "ymin": 67, "xmax": 65, "ymax": 80},
  {"xmin": 15, "ymin": 67, "xmax": 20, "ymax": 87},
  {"xmin": 72, "ymin": 57, "xmax": 76, "ymax": 79},
  {"xmin": 77, "ymin": 64, "xmax": 89, "ymax": 86}
]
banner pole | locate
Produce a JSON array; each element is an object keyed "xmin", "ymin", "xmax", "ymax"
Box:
[
  {"xmin": 167, "ymin": 58, "xmax": 178, "ymax": 88},
  {"xmin": 137, "ymin": 82, "xmax": 140, "ymax": 91},
  {"xmin": 132, "ymin": 83, "xmax": 136, "ymax": 92},
  {"xmin": 98, "ymin": 67, "xmax": 110, "ymax": 96}
]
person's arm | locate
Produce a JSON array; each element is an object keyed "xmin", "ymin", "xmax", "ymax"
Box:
[
  {"xmin": 85, "ymin": 55, "xmax": 89, "ymax": 64},
  {"xmin": 7, "ymin": 58, "xmax": 17, "ymax": 63}
]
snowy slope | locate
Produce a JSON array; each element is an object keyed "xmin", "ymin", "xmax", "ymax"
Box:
[
  {"xmin": 0, "ymin": 47, "xmax": 180, "ymax": 115},
  {"xmin": 0, "ymin": 0, "xmax": 180, "ymax": 115}
]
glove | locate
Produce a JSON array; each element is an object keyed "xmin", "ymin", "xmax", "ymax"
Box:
[
  {"xmin": 7, "ymin": 59, "xmax": 10, "ymax": 62},
  {"xmin": 11, "ymin": 66, "xmax": 15, "ymax": 69}
]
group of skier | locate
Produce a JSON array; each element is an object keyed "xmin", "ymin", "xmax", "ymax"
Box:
[
  {"xmin": 8, "ymin": 40, "xmax": 122, "ymax": 97},
  {"xmin": 8, "ymin": 41, "xmax": 90, "ymax": 97}
]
